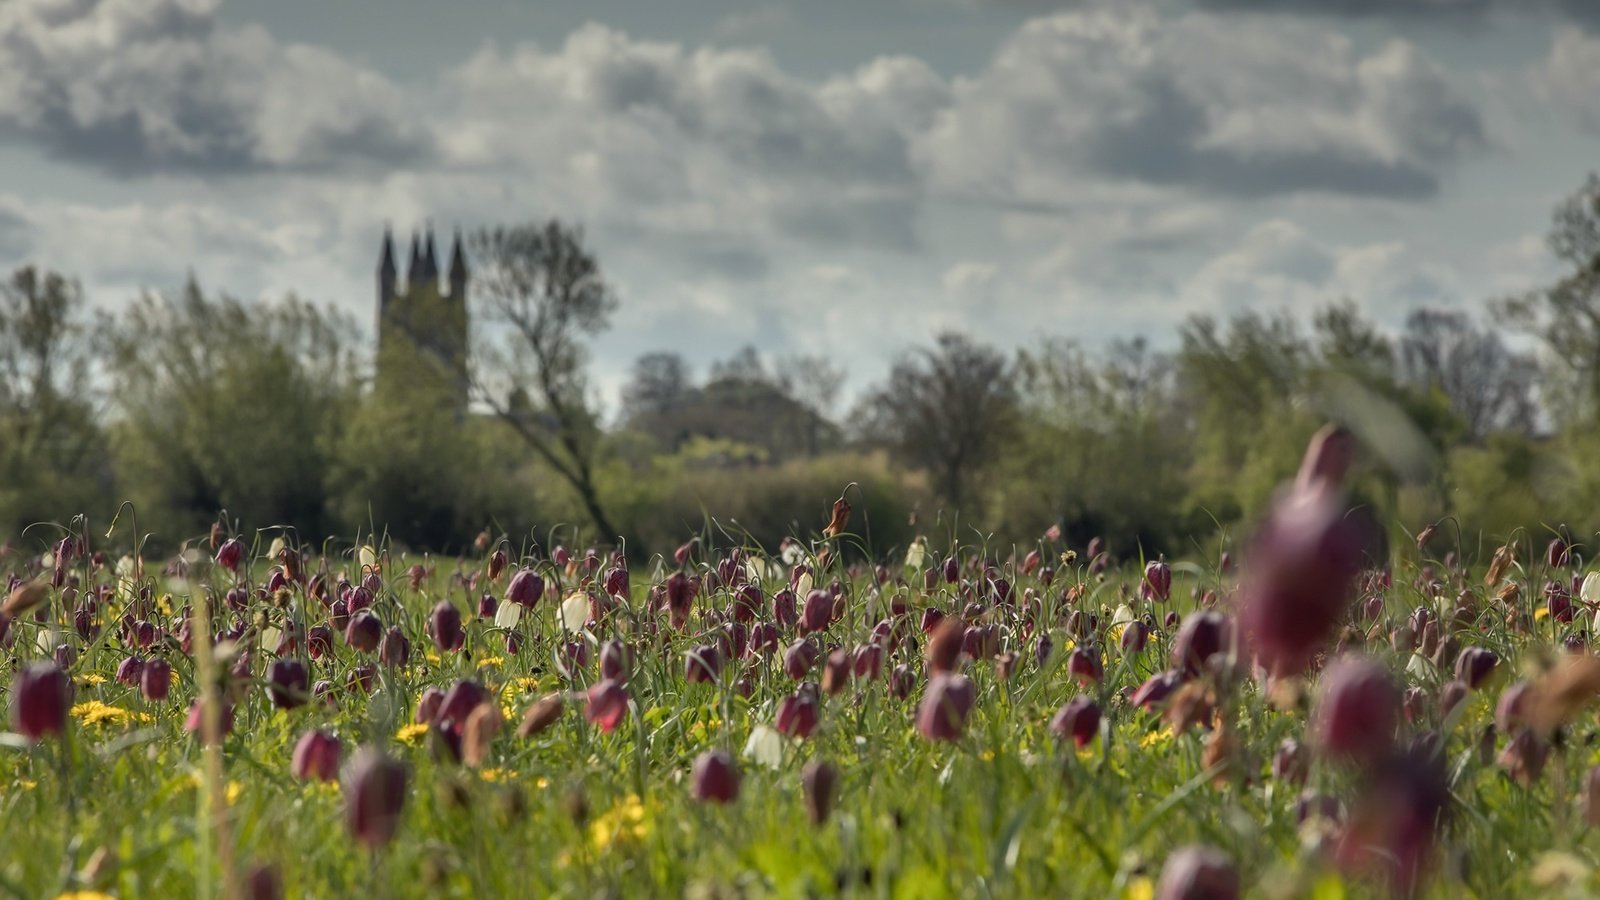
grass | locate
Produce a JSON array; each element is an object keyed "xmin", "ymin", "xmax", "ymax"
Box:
[{"xmin": 0, "ymin": 526, "xmax": 1596, "ymax": 899}]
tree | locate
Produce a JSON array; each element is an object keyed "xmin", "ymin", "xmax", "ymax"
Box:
[
  {"xmin": 1400, "ymin": 308, "xmax": 1536, "ymax": 440},
  {"xmin": 468, "ymin": 221, "xmax": 623, "ymax": 548},
  {"xmin": 1501, "ymin": 172, "xmax": 1600, "ymax": 425},
  {"xmin": 0, "ymin": 266, "xmax": 110, "ymax": 538},
  {"xmin": 1001, "ymin": 336, "xmax": 1190, "ymax": 552},
  {"xmin": 620, "ymin": 352, "xmax": 694, "ymax": 422},
  {"xmin": 855, "ymin": 332, "xmax": 1018, "ymax": 511},
  {"xmin": 103, "ymin": 279, "xmax": 358, "ymax": 544}
]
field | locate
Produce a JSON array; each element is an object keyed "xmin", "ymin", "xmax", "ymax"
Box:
[{"xmin": 2, "ymin": 477, "xmax": 1598, "ymax": 899}]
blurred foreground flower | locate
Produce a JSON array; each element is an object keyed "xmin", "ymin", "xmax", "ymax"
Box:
[
  {"xmin": 1155, "ymin": 845, "xmax": 1238, "ymax": 900},
  {"xmin": 916, "ymin": 673, "xmax": 975, "ymax": 741},
  {"xmin": 691, "ymin": 749, "xmax": 740, "ymax": 804},
  {"xmin": 13, "ymin": 662, "xmax": 71, "ymax": 740},
  {"xmin": 1239, "ymin": 425, "xmax": 1367, "ymax": 676},
  {"xmin": 344, "ymin": 746, "xmax": 408, "ymax": 850}
]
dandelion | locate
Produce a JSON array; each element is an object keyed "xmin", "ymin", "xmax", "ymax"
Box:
[
  {"xmin": 590, "ymin": 794, "xmax": 649, "ymax": 851},
  {"xmin": 475, "ymin": 656, "xmax": 506, "ymax": 670},
  {"xmin": 395, "ymin": 723, "xmax": 430, "ymax": 746},
  {"xmin": 70, "ymin": 700, "xmax": 136, "ymax": 728}
]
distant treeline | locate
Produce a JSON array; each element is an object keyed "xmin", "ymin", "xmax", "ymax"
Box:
[{"xmin": 2, "ymin": 175, "xmax": 1599, "ymax": 563}]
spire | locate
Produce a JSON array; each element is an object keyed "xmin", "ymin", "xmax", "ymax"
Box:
[
  {"xmin": 406, "ymin": 232, "xmax": 422, "ymax": 288},
  {"xmin": 448, "ymin": 229, "xmax": 467, "ymax": 278},
  {"xmin": 378, "ymin": 227, "xmax": 396, "ymax": 279},
  {"xmin": 422, "ymin": 227, "xmax": 439, "ymax": 283}
]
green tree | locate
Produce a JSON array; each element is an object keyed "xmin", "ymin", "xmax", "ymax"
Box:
[
  {"xmin": 103, "ymin": 279, "xmax": 358, "ymax": 545},
  {"xmin": 0, "ymin": 266, "xmax": 110, "ymax": 539},
  {"xmin": 854, "ymin": 332, "xmax": 1018, "ymax": 513}
]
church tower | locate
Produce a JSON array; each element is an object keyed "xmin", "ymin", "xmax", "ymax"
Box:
[{"xmin": 375, "ymin": 226, "xmax": 470, "ymax": 412}]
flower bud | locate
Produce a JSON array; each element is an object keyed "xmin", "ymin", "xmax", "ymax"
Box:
[
  {"xmin": 691, "ymin": 749, "xmax": 740, "ymax": 804},
  {"xmin": 1313, "ymin": 656, "xmax": 1399, "ymax": 763},
  {"xmin": 344, "ymin": 610, "xmax": 382, "ymax": 653},
  {"xmin": 685, "ymin": 644, "xmax": 723, "ymax": 683},
  {"xmin": 1155, "ymin": 845, "xmax": 1238, "ymax": 900},
  {"xmin": 379, "ymin": 626, "xmax": 411, "ymax": 668},
  {"xmin": 141, "ymin": 657, "xmax": 171, "ymax": 701},
  {"xmin": 506, "ymin": 568, "xmax": 544, "ymax": 606},
  {"xmin": 11, "ymin": 662, "xmax": 70, "ymax": 740},
  {"xmin": 776, "ymin": 690, "xmax": 819, "ymax": 739},
  {"xmin": 915, "ymin": 672, "xmax": 975, "ymax": 741},
  {"xmin": 416, "ymin": 687, "xmax": 446, "ymax": 724},
  {"xmin": 1144, "ymin": 560, "xmax": 1172, "ymax": 603},
  {"xmin": 1049, "ymin": 696, "xmax": 1101, "ymax": 749},
  {"xmin": 292, "ymin": 729, "xmax": 342, "ymax": 781},
  {"xmin": 430, "ymin": 601, "xmax": 464, "ymax": 653},
  {"xmin": 1067, "ymin": 647, "xmax": 1103, "ymax": 684},
  {"xmin": 344, "ymin": 746, "xmax": 408, "ymax": 849},
  {"xmin": 821, "ymin": 649, "xmax": 851, "ymax": 696},
  {"xmin": 1171, "ymin": 612, "xmax": 1229, "ymax": 679},
  {"xmin": 584, "ymin": 679, "xmax": 629, "ymax": 732},
  {"xmin": 784, "ymin": 639, "xmax": 819, "ymax": 680},
  {"xmin": 436, "ymin": 680, "xmax": 488, "ymax": 734},
  {"xmin": 216, "ymin": 538, "xmax": 245, "ymax": 573},
  {"xmin": 1454, "ymin": 646, "xmax": 1499, "ymax": 689},
  {"xmin": 517, "ymin": 694, "xmax": 564, "ymax": 738},
  {"xmin": 265, "ymin": 659, "xmax": 310, "ymax": 710},
  {"xmin": 802, "ymin": 759, "xmax": 837, "ymax": 825}
]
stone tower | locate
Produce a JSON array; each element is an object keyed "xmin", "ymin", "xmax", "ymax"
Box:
[{"xmin": 376, "ymin": 226, "xmax": 470, "ymax": 411}]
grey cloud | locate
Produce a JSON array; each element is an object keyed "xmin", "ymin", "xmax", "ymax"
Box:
[
  {"xmin": 924, "ymin": 11, "xmax": 1487, "ymax": 201},
  {"xmin": 0, "ymin": 0, "xmax": 431, "ymax": 176},
  {"xmin": 445, "ymin": 25, "xmax": 931, "ymax": 250}
]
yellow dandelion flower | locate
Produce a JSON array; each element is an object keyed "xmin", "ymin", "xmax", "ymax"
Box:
[
  {"xmin": 17, "ymin": 779, "xmax": 38, "ymax": 790},
  {"xmin": 395, "ymin": 723, "xmax": 430, "ymax": 746},
  {"xmin": 590, "ymin": 794, "xmax": 649, "ymax": 851},
  {"xmin": 56, "ymin": 892, "xmax": 116, "ymax": 900},
  {"xmin": 1535, "ymin": 607, "xmax": 1552, "ymax": 622},
  {"xmin": 425, "ymin": 651, "xmax": 442, "ymax": 666},
  {"xmin": 1076, "ymin": 745, "xmax": 1097, "ymax": 760},
  {"xmin": 514, "ymin": 676, "xmax": 542, "ymax": 692},
  {"xmin": 476, "ymin": 656, "xmax": 506, "ymax": 670},
  {"xmin": 74, "ymin": 673, "xmax": 106, "ymax": 686},
  {"xmin": 70, "ymin": 701, "xmax": 134, "ymax": 727},
  {"xmin": 479, "ymin": 768, "xmax": 508, "ymax": 783},
  {"xmin": 1140, "ymin": 729, "xmax": 1174, "ymax": 749},
  {"xmin": 980, "ymin": 750, "xmax": 996, "ymax": 762},
  {"xmin": 1123, "ymin": 876, "xmax": 1155, "ymax": 900},
  {"xmin": 535, "ymin": 777, "xmax": 549, "ymax": 790}
]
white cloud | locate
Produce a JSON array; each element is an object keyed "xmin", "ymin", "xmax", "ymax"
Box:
[
  {"xmin": 1537, "ymin": 27, "xmax": 1600, "ymax": 134},
  {"xmin": 0, "ymin": 0, "xmax": 429, "ymax": 175},
  {"xmin": 920, "ymin": 9, "xmax": 1487, "ymax": 204}
]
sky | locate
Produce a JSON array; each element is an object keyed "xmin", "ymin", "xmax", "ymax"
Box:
[{"xmin": 0, "ymin": 0, "xmax": 1596, "ymax": 410}]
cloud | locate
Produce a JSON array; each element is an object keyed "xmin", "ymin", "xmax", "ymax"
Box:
[
  {"xmin": 442, "ymin": 25, "xmax": 931, "ymax": 251},
  {"xmin": 921, "ymin": 10, "xmax": 1487, "ymax": 204},
  {"xmin": 1181, "ymin": 220, "xmax": 1459, "ymax": 319},
  {"xmin": 1537, "ymin": 28, "xmax": 1600, "ymax": 134},
  {"xmin": 0, "ymin": 0, "xmax": 431, "ymax": 175}
]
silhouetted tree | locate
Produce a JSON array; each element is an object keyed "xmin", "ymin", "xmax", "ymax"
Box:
[
  {"xmin": 856, "ymin": 332, "xmax": 1018, "ymax": 511},
  {"xmin": 1501, "ymin": 172, "xmax": 1600, "ymax": 425},
  {"xmin": 469, "ymin": 221, "xmax": 623, "ymax": 548},
  {"xmin": 1401, "ymin": 308, "xmax": 1536, "ymax": 440}
]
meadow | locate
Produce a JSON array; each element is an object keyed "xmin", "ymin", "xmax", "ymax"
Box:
[{"xmin": 2, "ymin": 428, "xmax": 1598, "ymax": 899}]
